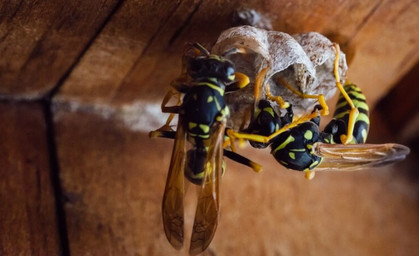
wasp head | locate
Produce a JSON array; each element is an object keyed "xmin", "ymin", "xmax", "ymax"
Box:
[{"xmin": 186, "ymin": 55, "xmax": 236, "ymax": 83}]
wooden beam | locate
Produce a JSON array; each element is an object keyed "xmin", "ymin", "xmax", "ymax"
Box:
[
  {"xmin": 0, "ymin": 0, "xmax": 121, "ymax": 98},
  {"xmin": 0, "ymin": 102, "xmax": 61, "ymax": 255}
]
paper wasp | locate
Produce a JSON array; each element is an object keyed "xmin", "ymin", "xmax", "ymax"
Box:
[
  {"xmin": 149, "ymin": 43, "xmax": 261, "ymax": 254},
  {"xmin": 227, "ymin": 43, "xmax": 410, "ymax": 179}
]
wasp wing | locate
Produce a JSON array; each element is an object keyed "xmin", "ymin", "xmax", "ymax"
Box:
[
  {"xmin": 313, "ymin": 142, "xmax": 410, "ymax": 171},
  {"xmin": 162, "ymin": 116, "xmax": 187, "ymax": 249},
  {"xmin": 189, "ymin": 121, "xmax": 225, "ymax": 255}
]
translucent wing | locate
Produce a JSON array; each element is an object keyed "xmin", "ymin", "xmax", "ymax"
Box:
[
  {"xmin": 162, "ymin": 117, "xmax": 187, "ymax": 249},
  {"xmin": 189, "ymin": 121, "xmax": 225, "ymax": 255},
  {"xmin": 313, "ymin": 142, "xmax": 410, "ymax": 171}
]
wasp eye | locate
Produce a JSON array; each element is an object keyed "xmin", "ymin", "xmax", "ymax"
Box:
[{"xmin": 224, "ymin": 63, "xmax": 235, "ymax": 81}]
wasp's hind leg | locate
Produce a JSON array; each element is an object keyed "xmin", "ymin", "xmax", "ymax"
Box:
[
  {"xmin": 277, "ymin": 77, "xmax": 329, "ymax": 116},
  {"xmin": 332, "ymin": 43, "xmax": 359, "ymax": 144},
  {"xmin": 223, "ymin": 149, "xmax": 262, "ymax": 173}
]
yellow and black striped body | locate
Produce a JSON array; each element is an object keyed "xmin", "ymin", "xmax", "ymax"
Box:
[
  {"xmin": 178, "ymin": 51, "xmax": 238, "ymax": 184},
  {"xmin": 323, "ymin": 83, "xmax": 370, "ymax": 144},
  {"xmin": 270, "ymin": 121, "xmax": 323, "ymax": 171},
  {"xmin": 183, "ymin": 79, "xmax": 229, "ymax": 144},
  {"xmin": 181, "ymin": 79, "xmax": 230, "ymax": 184}
]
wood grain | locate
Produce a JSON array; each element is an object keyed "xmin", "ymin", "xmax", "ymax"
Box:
[
  {"xmin": 54, "ymin": 0, "xmax": 419, "ymax": 108},
  {"xmin": 0, "ymin": 0, "xmax": 121, "ymax": 99},
  {"xmin": 54, "ymin": 108, "xmax": 419, "ymax": 255},
  {"xmin": 0, "ymin": 102, "xmax": 61, "ymax": 255}
]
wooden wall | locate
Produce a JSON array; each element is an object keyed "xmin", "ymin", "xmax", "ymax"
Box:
[{"xmin": 1, "ymin": 0, "xmax": 418, "ymax": 255}]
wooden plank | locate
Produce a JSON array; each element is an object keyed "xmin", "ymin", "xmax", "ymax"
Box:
[
  {"xmin": 55, "ymin": 0, "xmax": 198, "ymax": 104},
  {"xmin": 54, "ymin": 107, "xmax": 419, "ymax": 255},
  {"xmin": 53, "ymin": 109, "xmax": 175, "ymax": 255},
  {"xmin": 0, "ymin": 101, "xmax": 61, "ymax": 255},
  {"xmin": 54, "ymin": 0, "xmax": 419, "ymax": 109},
  {"xmin": 0, "ymin": 0, "xmax": 121, "ymax": 98}
]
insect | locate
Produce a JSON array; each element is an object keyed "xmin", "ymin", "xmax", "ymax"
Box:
[
  {"xmin": 227, "ymin": 44, "xmax": 410, "ymax": 179},
  {"xmin": 149, "ymin": 43, "xmax": 261, "ymax": 254}
]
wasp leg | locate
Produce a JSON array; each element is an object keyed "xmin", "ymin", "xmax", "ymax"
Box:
[
  {"xmin": 149, "ymin": 130, "xmax": 176, "ymax": 139},
  {"xmin": 277, "ymin": 77, "xmax": 329, "ymax": 116},
  {"xmin": 254, "ymin": 67, "xmax": 269, "ymax": 102},
  {"xmin": 265, "ymin": 82, "xmax": 290, "ymax": 109},
  {"xmin": 223, "ymin": 150, "xmax": 262, "ymax": 173},
  {"xmin": 149, "ymin": 89, "xmax": 183, "ymax": 137},
  {"xmin": 151, "ymin": 130, "xmax": 262, "ymax": 173},
  {"xmin": 304, "ymin": 170, "xmax": 316, "ymax": 180},
  {"xmin": 227, "ymin": 105, "xmax": 322, "ymax": 145},
  {"xmin": 333, "ymin": 43, "xmax": 359, "ymax": 144}
]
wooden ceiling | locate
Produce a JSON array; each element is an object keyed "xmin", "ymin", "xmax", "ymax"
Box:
[
  {"xmin": 1, "ymin": 0, "xmax": 418, "ymax": 108},
  {"xmin": 1, "ymin": 1, "xmax": 419, "ymax": 255}
]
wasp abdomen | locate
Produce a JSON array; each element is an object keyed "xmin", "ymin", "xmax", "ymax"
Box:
[
  {"xmin": 325, "ymin": 83, "xmax": 370, "ymax": 144},
  {"xmin": 271, "ymin": 121, "xmax": 322, "ymax": 171}
]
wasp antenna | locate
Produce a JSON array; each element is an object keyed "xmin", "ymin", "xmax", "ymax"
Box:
[
  {"xmin": 222, "ymin": 47, "xmax": 246, "ymax": 57},
  {"xmin": 192, "ymin": 42, "xmax": 210, "ymax": 56}
]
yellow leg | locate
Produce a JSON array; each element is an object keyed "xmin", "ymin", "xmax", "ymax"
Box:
[
  {"xmin": 304, "ymin": 170, "xmax": 315, "ymax": 180},
  {"xmin": 265, "ymin": 82, "xmax": 290, "ymax": 109},
  {"xmin": 277, "ymin": 77, "xmax": 329, "ymax": 116},
  {"xmin": 227, "ymin": 106, "xmax": 323, "ymax": 144},
  {"xmin": 333, "ymin": 43, "xmax": 359, "ymax": 144},
  {"xmin": 254, "ymin": 67, "xmax": 269, "ymax": 102},
  {"xmin": 151, "ymin": 89, "xmax": 182, "ymax": 133}
]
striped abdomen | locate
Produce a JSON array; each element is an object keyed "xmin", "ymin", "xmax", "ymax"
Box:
[{"xmin": 325, "ymin": 83, "xmax": 370, "ymax": 144}]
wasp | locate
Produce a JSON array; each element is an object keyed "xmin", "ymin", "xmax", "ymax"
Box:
[
  {"xmin": 227, "ymin": 44, "xmax": 410, "ymax": 179},
  {"xmin": 149, "ymin": 43, "xmax": 261, "ymax": 254}
]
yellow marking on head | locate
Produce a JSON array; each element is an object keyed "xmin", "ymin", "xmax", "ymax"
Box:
[
  {"xmin": 304, "ymin": 130, "xmax": 313, "ymax": 140},
  {"xmin": 280, "ymin": 160, "xmax": 288, "ymax": 166},
  {"xmin": 228, "ymin": 74, "xmax": 235, "ymax": 81},
  {"xmin": 207, "ymin": 96, "xmax": 214, "ymax": 103},
  {"xmin": 289, "ymin": 152, "xmax": 295, "ymax": 160},
  {"xmin": 273, "ymin": 135, "xmax": 295, "ymax": 153}
]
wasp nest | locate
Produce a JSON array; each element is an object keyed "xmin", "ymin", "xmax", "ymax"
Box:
[{"xmin": 212, "ymin": 25, "xmax": 348, "ymax": 130}]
